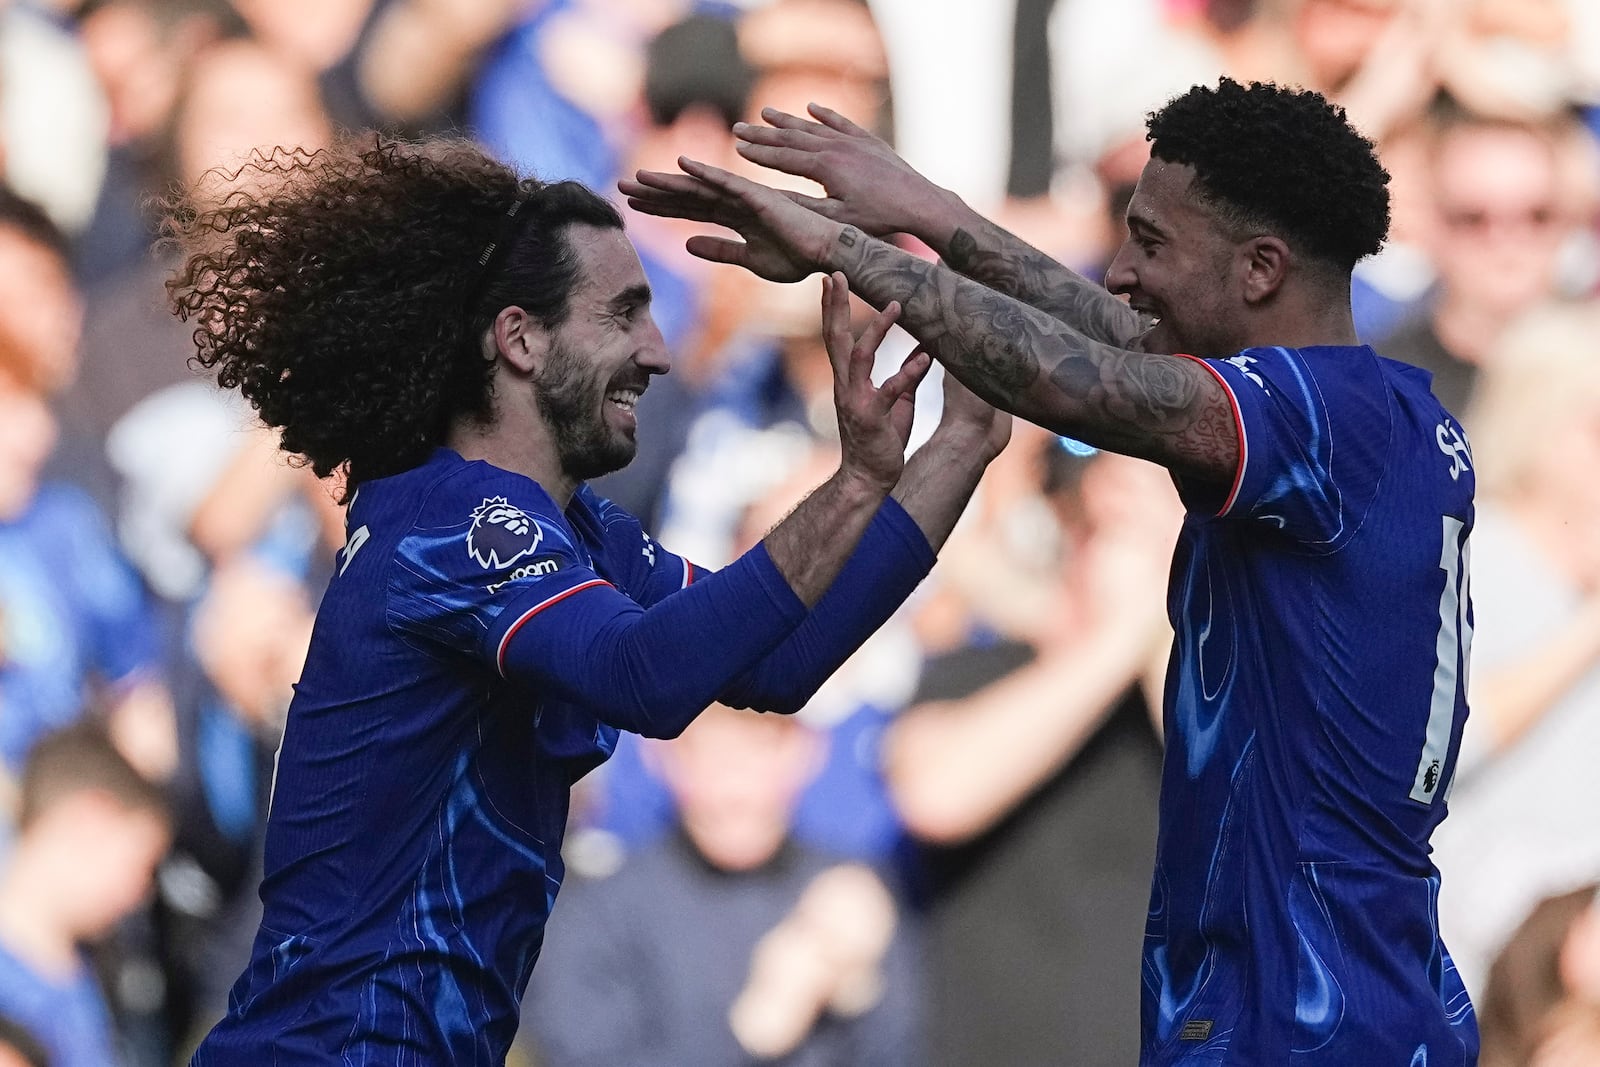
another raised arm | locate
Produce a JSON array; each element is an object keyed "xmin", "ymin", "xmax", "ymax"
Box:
[
  {"xmin": 733, "ymin": 104, "xmax": 1146, "ymax": 347},
  {"xmin": 622, "ymin": 159, "xmax": 1235, "ymax": 486}
]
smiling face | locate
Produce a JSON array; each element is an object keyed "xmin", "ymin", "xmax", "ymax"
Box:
[
  {"xmin": 1104, "ymin": 159, "xmax": 1249, "ymax": 359},
  {"xmin": 534, "ymin": 224, "xmax": 670, "ymax": 481}
]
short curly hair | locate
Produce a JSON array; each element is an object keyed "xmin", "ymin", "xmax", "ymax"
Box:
[
  {"xmin": 1147, "ymin": 78, "xmax": 1390, "ymax": 273},
  {"xmin": 165, "ymin": 136, "xmax": 623, "ymax": 495}
]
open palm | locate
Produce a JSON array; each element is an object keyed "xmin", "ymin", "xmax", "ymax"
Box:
[{"xmin": 620, "ymin": 158, "xmax": 841, "ymax": 284}]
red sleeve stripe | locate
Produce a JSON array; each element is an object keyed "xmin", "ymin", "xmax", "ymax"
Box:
[
  {"xmin": 495, "ymin": 579, "xmax": 613, "ymax": 677},
  {"xmin": 1174, "ymin": 353, "xmax": 1247, "ymax": 517}
]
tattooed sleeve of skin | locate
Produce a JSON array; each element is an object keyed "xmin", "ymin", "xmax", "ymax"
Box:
[
  {"xmin": 942, "ymin": 218, "xmax": 1145, "ymax": 347},
  {"xmin": 831, "ymin": 227, "xmax": 1238, "ymax": 484}
]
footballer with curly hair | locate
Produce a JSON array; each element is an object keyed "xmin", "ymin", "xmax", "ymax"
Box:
[
  {"xmin": 625, "ymin": 78, "xmax": 1480, "ymax": 1064},
  {"xmin": 166, "ymin": 137, "xmax": 1010, "ymax": 1064}
]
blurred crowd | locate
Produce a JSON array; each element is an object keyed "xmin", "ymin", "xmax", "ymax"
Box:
[{"xmin": 0, "ymin": 0, "xmax": 1598, "ymax": 1063}]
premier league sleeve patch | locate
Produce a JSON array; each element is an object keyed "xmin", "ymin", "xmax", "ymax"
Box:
[{"xmin": 467, "ymin": 497, "xmax": 545, "ymax": 570}]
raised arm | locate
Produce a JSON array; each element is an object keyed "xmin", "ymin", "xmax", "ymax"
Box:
[
  {"xmin": 622, "ymin": 159, "xmax": 1235, "ymax": 486},
  {"xmin": 732, "ymin": 104, "xmax": 1146, "ymax": 347}
]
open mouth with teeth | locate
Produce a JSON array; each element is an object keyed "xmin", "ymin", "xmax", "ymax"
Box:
[{"xmin": 606, "ymin": 388, "xmax": 642, "ymax": 414}]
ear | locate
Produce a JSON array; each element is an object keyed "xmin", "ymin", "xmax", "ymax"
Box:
[
  {"xmin": 1240, "ymin": 236, "xmax": 1290, "ymax": 305},
  {"xmin": 488, "ymin": 305, "xmax": 548, "ymax": 376}
]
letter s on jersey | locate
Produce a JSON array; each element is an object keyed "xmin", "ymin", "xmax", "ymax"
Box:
[{"xmin": 467, "ymin": 497, "xmax": 545, "ymax": 570}]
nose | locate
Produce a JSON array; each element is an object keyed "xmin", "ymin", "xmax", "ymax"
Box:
[
  {"xmin": 1103, "ymin": 239, "xmax": 1137, "ymax": 297},
  {"xmin": 638, "ymin": 315, "xmax": 671, "ymax": 375}
]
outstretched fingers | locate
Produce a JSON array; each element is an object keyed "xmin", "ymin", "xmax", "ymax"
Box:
[
  {"xmin": 683, "ymin": 234, "xmax": 753, "ymax": 267},
  {"xmin": 805, "ymin": 102, "xmax": 873, "ymax": 137},
  {"xmin": 735, "ymin": 139, "xmax": 822, "ymax": 181}
]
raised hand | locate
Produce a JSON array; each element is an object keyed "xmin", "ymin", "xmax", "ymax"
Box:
[
  {"xmin": 733, "ymin": 104, "xmax": 955, "ymax": 240},
  {"xmin": 822, "ymin": 272, "xmax": 929, "ymax": 491},
  {"xmin": 620, "ymin": 157, "xmax": 843, "ymax": 284}
]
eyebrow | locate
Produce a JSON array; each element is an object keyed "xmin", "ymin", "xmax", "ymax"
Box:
[
  {"xmin": 1126, "ymin": 212, "xmax": 1167, "ymax": 239},
  {"xmin": 608, "ymin": 284, "xmax": 652, "ymax": 313}
]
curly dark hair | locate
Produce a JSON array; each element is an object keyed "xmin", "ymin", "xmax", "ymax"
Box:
[
  {"xmin": 1147, "ymin": 78, "xmax": 1390, "ymax": 274},
  {"xmin": 165, "ymin": 137, "xmax": 623, "ymax": 495}
]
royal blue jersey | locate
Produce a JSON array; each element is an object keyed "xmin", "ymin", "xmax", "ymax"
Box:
[
  {"xmin": 192, "ymin": 448, "xmax": 932, "ymax": 1066},
  {"xmin": 1144, "ymin": 346, "xmax": 1478, "ymax": 1065}
]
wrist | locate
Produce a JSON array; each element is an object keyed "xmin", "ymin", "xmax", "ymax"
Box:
[
  {"xmin": 822, "ymin": 223, "xmax": 867, "ymax": 275},
  {"xmin": 911, "ymin": 186, "xmax": 973, "ymax": 252},
  {"xmin": 834, "ymin": 461, "xmax": 898, "ymax": 500},
  {"xmin": 923, "ymin": 424, "xmax": 1004, "ymax": 468}
]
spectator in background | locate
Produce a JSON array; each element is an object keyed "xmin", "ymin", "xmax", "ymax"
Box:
[
  {"xmin": 0, "ymin": 0, "xmax": 108, "ymax": 234},
  {"xmin": 73, "ymin": 0, "xmax": 244, "ymax": 287},
  {"xmin": 472, "ymin": 0, "xmax": 706, "ymax": 195},
  {"xmin": 0, "ymin": 723, "xmax": 171, "ymax": 1067},
  {"xmin": 1378, "ymin": 101, "xmax": 1580, "ymax": 416},
  {"xmin": 883, "ymin": 441, "xmax": 1175, "ymax": 1067},
  {"xmin": 1479, "ymin": 884, "xmax": 1600, "ymax": 1067},
  {"xmin": 322, "ymin": 0, "xmax": 531, "ymax": 134},
  {"xmin": 522, "ymin": 702, "xmax": 921, "ymax": 1067},
  {"xmin": 0, "ymin": 1017, "xmax": 47, "ymax": 1067},
  {"xmin": 0, "ymin": 190, "xmax": 172, "ymax": 784},
  {"xmin": 588, "ymin": 10, "xmax": 756, "ymax": 526},
  {"xmin": 60, "ymin": 36, "xmax": 332, "ymax": 521},
  {"xmin": 159, "ymin": 555, "xmax": 314, "ymax": 1054},
  {"xmin": 1431, "ymin": 300, "xmax": 1600, "ymax": 996}
]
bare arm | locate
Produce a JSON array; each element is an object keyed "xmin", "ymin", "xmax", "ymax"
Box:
[
  {"xmin": 827, "ymin": 226, "xmax": 1236, "ymax": 485},
  {"xmin": 890, "ymin": 370, "xmax": 1011, "ymax": 551},
  {"xmin": 885, "ymin": 532, "xmax": 1168, "ymax": 843},
  {"xmin": 761, "ymin": 276, "xmax": 929, "ymax": 606},
  {"xmin": 733, "ymin": 104, "xmax": 1144, "ymax": 345},
  {"xmin": 621, "ymin": 160, "xmax": 1236, "ymax": 483}
]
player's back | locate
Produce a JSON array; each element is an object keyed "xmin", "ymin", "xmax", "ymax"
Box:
[{"xmin": 1144, "ymin": 345, "xmax": 1478, "ymax": 1065}]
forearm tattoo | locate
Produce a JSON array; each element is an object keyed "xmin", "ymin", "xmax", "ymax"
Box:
[
  {"xmin": 832, "ymin": 228, "xmax": 1237, "ymax": 480},
  {"xmin": 944, "ymin": 220, "xmax": 1144, "ymax": 347}
]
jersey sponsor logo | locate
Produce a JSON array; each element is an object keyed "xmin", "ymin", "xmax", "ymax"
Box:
[
  {"xmin": 485, "ymin": 555, "xmax": 564, "ymax": 594},
  {"xmin": 1179, "ymin": 1019, "xmax": 1214, "ymax": 1041},
  {"xmin": 1436, "ymin": 420, "xmax": 1472, "ymax": 480},
  {"xmin": 467, "ymin": 497, "xmax": 545, "ymax": 570}
]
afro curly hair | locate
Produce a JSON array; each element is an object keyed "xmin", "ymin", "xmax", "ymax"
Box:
[
  {"xmin": 164, "ymin": 136, "xmax": 622, "ymax": 497},
  {"xmin": 1146, "ymin": 78, "xmax": 1390, "ymax": 274}
]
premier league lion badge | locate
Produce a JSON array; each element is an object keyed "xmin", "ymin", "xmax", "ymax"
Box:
[{"xmin": 467, "ymin": 497, "xmax": 544, "ymax": 570}]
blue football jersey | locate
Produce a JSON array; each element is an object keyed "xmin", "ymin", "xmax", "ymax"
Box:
[
  {"xmin": 192, "ymin": 449, "xmax": 708, "ymax": 1066},
  {"xmin": 1144, "ymin": 346, "xmax": 1478, "ymax": 1065}
]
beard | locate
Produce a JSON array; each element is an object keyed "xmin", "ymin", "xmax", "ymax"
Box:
[{"xmin": 535, "ymin": 339, "xmax": 638, "ymax": 482}]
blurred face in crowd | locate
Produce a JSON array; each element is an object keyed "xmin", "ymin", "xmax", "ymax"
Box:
[
  {"xmin": 1430, "ymin": 123, "xmax": 1564, "ymax": 318},
  {"xmin": 530, "ymin": 224, "xmax": 671, "ymax": 481},
  {"xmin": 174, "ymin": 39, "xmax": 333, "ymax": 192},
  {"xmin": 81, "ymin": 0, "xmax": 220, "ymax": 145},
  {"xmin": 191, "ymin": 558, "xmax": 315, "ymax": 729},
  {"xmin": 654, "ymin": 704, "xmax": 823, "ymax": 873},
  {"xmin": 0, "ymin": 369, "xmax": 56, "ymax": 522},
  {"xmin": 39, "ymin": 792, "xmax": 169, "ymax": 940},
  {"xmin": 1104, "ymin": 159, "xmax": 1246, "ymax": 359},
  {"xmin": 0, "ymin": 227, "xmax": 80, "ymax": 393},
  {"xmin": 1291, "ymin": 0, "xmax": 1398, "ymax": 91}
]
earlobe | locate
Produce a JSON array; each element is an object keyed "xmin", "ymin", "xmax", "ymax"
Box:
[
  {"xmin": 1242, "ymin": 237, "xmax": 1289, "ymax": 305},
  {"xmin": 491, "ymin": 305, "xmax": 546, "ymax": 376}
]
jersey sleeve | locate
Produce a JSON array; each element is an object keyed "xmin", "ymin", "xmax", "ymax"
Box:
[
  {"xmin": 385, "ymin": 469, "xmax": 603, "ymax": 663},
  {"xmin": 576, "ymin": 486, "xmax": 697, "ymax": 608},
  {"xmin": 1181, "ymin": 346, "xmax": 1390, "ymax": 553},
  {"xmin": 385, "ymin": 465, "xmax": 809, "ymax": 739}
]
